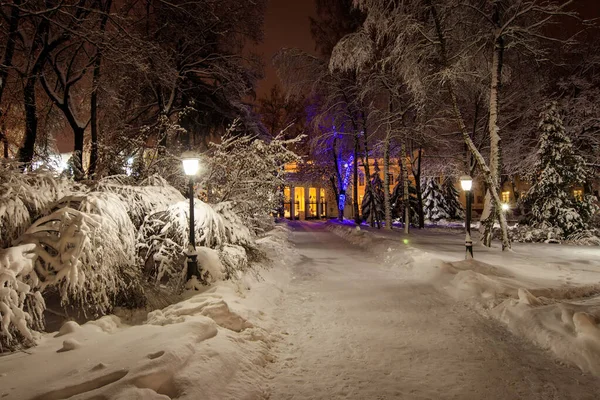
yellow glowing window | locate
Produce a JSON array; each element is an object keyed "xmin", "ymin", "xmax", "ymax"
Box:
[
  {"xmin": 573, "ymin": 189, "xmax": 583, "ymax": 201},
  {"xmin": 501, "ymin": 191, "xmax": 510, "ymax": 203}
]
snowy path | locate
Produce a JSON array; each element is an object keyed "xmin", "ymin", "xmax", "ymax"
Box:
[{"xmin": 266, "ymin": 222, "xmax": 600, "ymax": 399}]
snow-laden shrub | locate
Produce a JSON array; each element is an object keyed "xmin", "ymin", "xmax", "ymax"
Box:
[
  {"xmin": 137, "ymin": 201, "xmax": 229, "ymax": 288},
  {"xmin": 16, "ymin": 206, "xmax": 142, "ymax": 315},
  {"xmin": 494, "ymin": 224, "xmax": 563, "ymax": 244},
  {"xmin": 0, "ymin": 166, "xmax": 77, "ymax": 248},
  {"xmin": 564, "ymin": 230, "xmax": 600, "ymax": 246},
  {"xmin": 138, "ymin": 200, "xmax": 260, "ymax": 288},
  {"xmin": 213, "ymin": 201, "xmax": 254, "ymax": 247},
  {"xmin": 205, "ymin": 128, "xmax": 301, "ymax": 233},
  {"xmin": 94, "ymin": 175, "xmax": 184, "ymax": 227},
  {"xmin": 0, "ymin": 244, "xmax": 45, "ymax": 351},
  {"xmin": 53, "ymin": 192, "xmax": 137, "ymax": 255},
  {"xmin": 220, "ymin": 244, "xmax": 249, "ymax": 279}
]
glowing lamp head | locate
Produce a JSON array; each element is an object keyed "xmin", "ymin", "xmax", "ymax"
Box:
[
  {"xmin": 460, "ymin": 175, "xmax": 473, "ymax": 191},
  {"xmin": 181, "ymin": 151, "xmax": 200, "ymax": 176},
  {"xmin": 501, "ymin": 203, "xmax": 510, "ymax": 211}
]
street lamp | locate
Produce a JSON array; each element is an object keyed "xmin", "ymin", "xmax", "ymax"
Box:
[
  {"xmin": 182, "ymin": 151, "xmax": 200, "ymax": 280},
  {"xmin": 460, "ymin": 175, "xmax": 473, "ymax": 259},
  {"xmin": 501, "ymin": 203, "xmax": 510, "ymax": 212}
]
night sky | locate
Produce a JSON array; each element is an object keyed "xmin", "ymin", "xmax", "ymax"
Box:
[{"xmin": 252, "ymin": 0, "xmax": 317, "ymax": 99}]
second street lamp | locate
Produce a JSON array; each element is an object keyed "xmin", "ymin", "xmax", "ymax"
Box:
[
  {"xmin": 182, "ymin": 151, "xmax": 200, "ymax": 280},
  {"xmin": 460, "ymin": 175, "xmax": 473, "ymax": 259}
]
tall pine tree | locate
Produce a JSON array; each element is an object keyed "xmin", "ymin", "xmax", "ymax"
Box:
[
  {"xmin": 361, "ymin": 160, "xmax": 385, "ymax": 226},
  {"xmin": 391, "ymin": 173, "xmax": 419, "ymax": 224},
  {"xmin": 442, "ymin": 177, "xmax": 464, "ymax": 220},
  {"xmin": 524, "ymin": 102, "xmax": 597, "ymax": 236},
  {"xmin": 422, "ymin": 177, "xmax": 451, "ymax": 222}
]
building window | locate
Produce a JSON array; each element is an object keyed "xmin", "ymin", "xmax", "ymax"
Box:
[
  {"xmin": 359, "ymin": 176, "xmax": 365, "ymax": 186},
  {"xmin": 388, "ymin": 174, "xmax": 394, "ymax": 185},
  {"xmin": 501, "ymin": 191, "xmax": 510, "ymax": 203},
  {"xmin": 573, "ymin": 189, "xmax": 583, "ymax": 201}
]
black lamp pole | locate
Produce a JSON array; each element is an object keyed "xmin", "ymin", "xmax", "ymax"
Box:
[
  {"xmin": 465, "ymin": 189, "xmax": 473, "ymax": 259},
  {"xmin": 187, "ymin": 176, "xmax": 199, "ymax": 279}
]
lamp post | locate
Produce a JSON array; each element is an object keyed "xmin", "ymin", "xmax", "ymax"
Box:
[
  {"xmin": 460, "ymin": 175, "xmax": 473, "ymax": 259},
  {"xmin": 182, "ymin": 151, "xmax": 200, "ymax": 280}
]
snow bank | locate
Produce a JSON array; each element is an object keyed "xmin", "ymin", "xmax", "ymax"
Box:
[
  {"xmin": 432, "ymin": 259, "xmax": 600, "ymax": 376},
  {"xmin": 0, "ymin": 225, "xmax": 296, "ymax": 399},
  {"xmin": 329, "ymin": 221, "xmax": 600, "ymax": 377}
]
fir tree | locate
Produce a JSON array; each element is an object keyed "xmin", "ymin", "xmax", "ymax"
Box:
[
  {"xmin": 361, "ymin": 161, "xmax": 385, "ymax": 225},
  {"xmin": 442, "ymin": 177, "xmax": 464, "ymax": 220},
  {"xmin": 422, "ymin": 177, "xmax": 451, "ymax": 222},
  {"xmin": 390, "ymin": 173, "xmax": 419, "ymax": 224},
  {"xmin": 524, "ymin": 102, "xmax": 597, "ymax": 236}
]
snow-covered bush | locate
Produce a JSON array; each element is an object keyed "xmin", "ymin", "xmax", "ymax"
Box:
[
  {"xmin": 494, "ymin": 224, "xmax": 563, "ymax": 243},
  {"xmin": 205, "ymin": 127, "xmax": 301, "ymax": 233},
  {"xmin": 220, "ymin": 244, "xmax": 249, "ymax": 279},
  {"xmin": 137, "ymin": 199, "xmax": 261, "ymax": 288},
  {"xmin": 0, "ymin": 164, "xmax": 77, "ymax": 248},
  {"xmin": 564, "ymin": 230, "xmax": 600, "ymax": 246},
  {"xmin": 0, "ymin": 244, "xmax": 45, "ymax": 351},
  {"xmin": 54, "ymin": 192, "xmax": 137, "ymax": 252},
  {"xmin": 94, "ymin": 175, "xmax": 185, "ymax": 227},
  {"xmin": 16, "ymin": 206, "xmax": 143, "ymax": 315},
  {"xmin": 213, "ymin": 201, "xmax": 254, "ymax": 247},
  {"xmin": 523, "ymin": 102, "xmax": 598, "ymax": 237},
  {"xmin": 137, "ymin": 201, "xmax": 229, "ymax": 287}
]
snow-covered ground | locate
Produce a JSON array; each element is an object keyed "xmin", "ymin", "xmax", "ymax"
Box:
[
  {"xmin": 3, "ymin": 221, "xmax": 600, "ymax": 399},
  {"xmin": 0, "ymin": 226, "xmax": 296, "ymax": 400},
  {"xmin": 266, "ymin": 221, "xmax": 600, "ymax": 399},
  {"xmin": 328, "ymin": 221, "xmax": 600, "ymax": 378}
]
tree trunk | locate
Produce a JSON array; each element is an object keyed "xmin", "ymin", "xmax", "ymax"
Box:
[
  {"xmin": 0, "ymin": 0, "xmax": 20, "ymax": 110},
  {"xmin": 19, "ymin": 77, "xmax": 38, "ymax": 165},
  {"xmin": 414, "ymin": 148, "xmax": 424, "ymax": 228},
  {"xmin": 353, "ymin": 130, "xmax": 360, "ymax": 225},
  {"xmin": 401, "ymin": 141, "xmax": 410, "ymax": 234},
  {"xmin": 89, "ymin": 54, "xmax": 101, "ymax": 177},
  {"xmin": 330, "ymin": 176, "xmax": 342, "ymax": 221},
  {"xmin": 73, "ymin": 125, "xmax": 85, "ymax": 179},
  {"xmin": 481, "ymin": 3, "xmax": 505, "ymax": 247},
  {"xmin": 1, "ymin": 117, "xmax": 8, "ymax": 158},
  {"xmin": 2, "ymin": 135, "xmax": 7, "ymax": 158},
  {"xmin": 332, "ymin": 134, "xmax": 344, "ymax": 221},
  {"xmin": 361, "ymin": 122, "xmax": 375, "ymax": 227},
  {"xmin": 428, "ymin": 0, "xmax": 510, "ymax": 250},
  {"xmin": 383, "ymin": 137, "xmax": 392, "ymax": 230}
]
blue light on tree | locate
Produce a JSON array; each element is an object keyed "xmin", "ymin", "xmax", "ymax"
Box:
[{"xmin": 338, "ymin": 155, "xmax": 353, "ymax": 212}]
